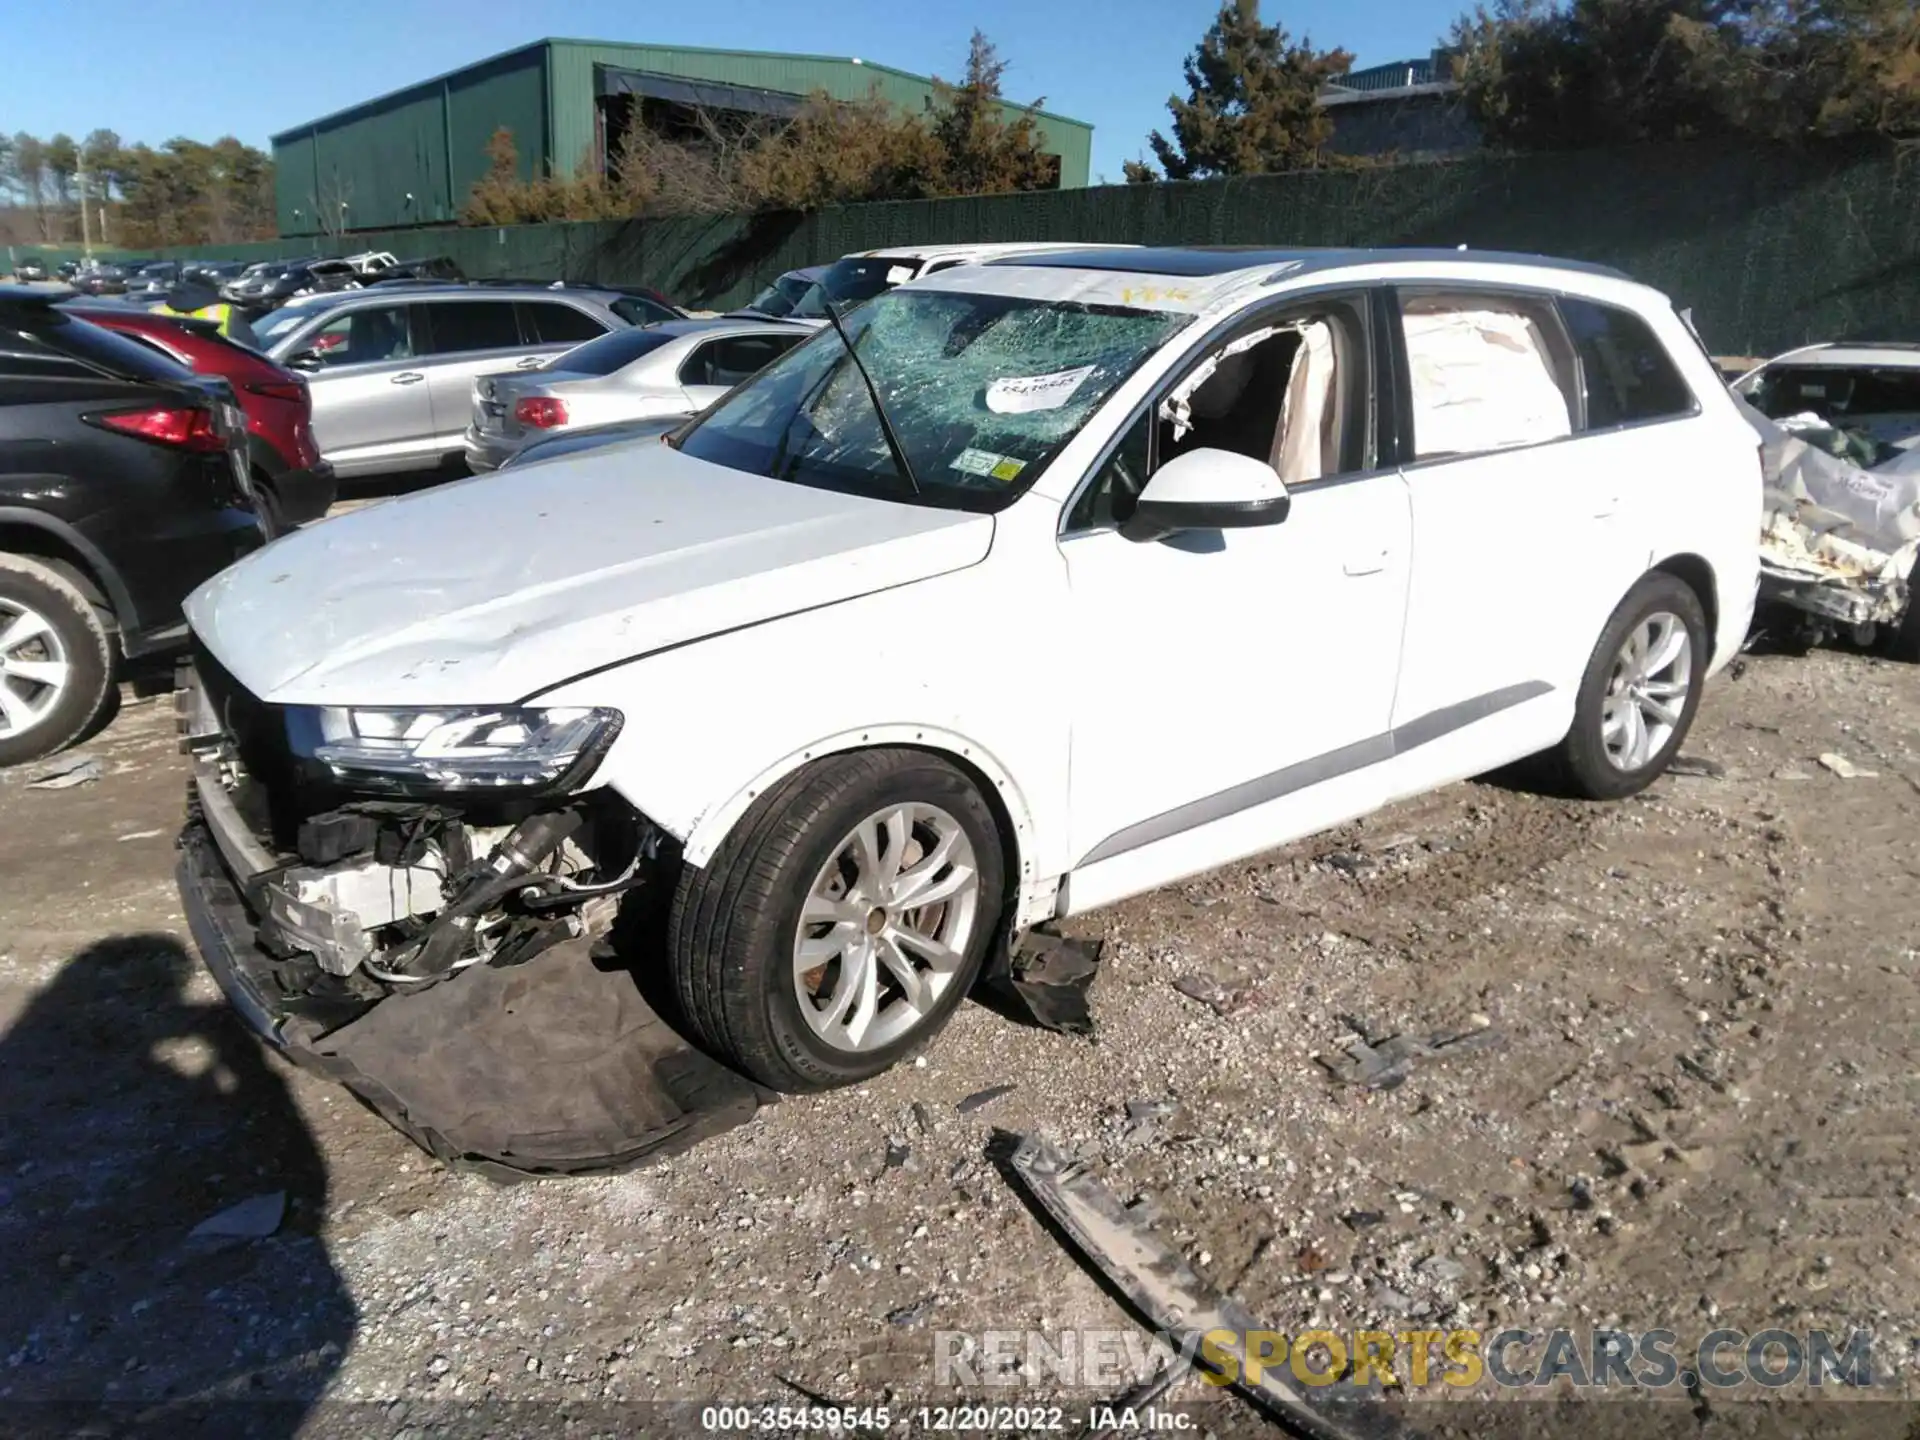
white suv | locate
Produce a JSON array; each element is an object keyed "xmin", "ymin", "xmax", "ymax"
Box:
[{"xmin": 178, "ymin": 246, "xmax": 1760, "ymax": 1095}]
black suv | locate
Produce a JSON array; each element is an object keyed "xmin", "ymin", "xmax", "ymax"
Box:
[{"xmin": 0, "ymin": 287, "xmax": 261, "ymax": 765}]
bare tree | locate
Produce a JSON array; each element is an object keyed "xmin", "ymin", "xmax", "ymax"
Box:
[{"xmin": 313, "ymin": 166, "xmax": 353, "ymax": 243}]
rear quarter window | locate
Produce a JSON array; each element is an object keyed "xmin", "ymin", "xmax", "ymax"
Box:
[{"xmin": 1559, "ymin": 298, "xmax": 1695, "ymax": 428}]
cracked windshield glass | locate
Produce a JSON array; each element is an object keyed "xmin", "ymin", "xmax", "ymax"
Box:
[{"xmin": 675, "ymin": 288, "xmax": 1192, "ymax": 510}]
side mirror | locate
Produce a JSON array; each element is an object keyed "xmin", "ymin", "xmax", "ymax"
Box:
[
  {"xmin": 286, "ymin": 349, "xmax": 324, "ymax": 372},
  {"xmin": 1120, "ymin": 447, "xmax": 1291, "ymax": 543}
]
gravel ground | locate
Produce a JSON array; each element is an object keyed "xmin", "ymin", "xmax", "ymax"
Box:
[{"xmin": 1, "ymin": 572, "xmax": 1917, "ymax": 1436}]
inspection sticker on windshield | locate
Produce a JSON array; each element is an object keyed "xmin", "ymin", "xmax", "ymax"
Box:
[
  {"xmin": 985, "ymin": 364, "xmax": 1096, "ymax": 415},
  {"xmin": 952, "ymin": 447, "xmax": 1026, "ymax": 482}
]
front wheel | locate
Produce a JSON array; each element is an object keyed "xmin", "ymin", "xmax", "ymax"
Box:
[
  {"xmin": 669, "ymin": 749, "xmax": 1007, "ymax": 1092},
  {"xmin": 0, "ymin": 554, "xmax": 115, "ymax": 768},
  {"xmin": 1547, "ymin": 572, "xmax": 1709, "ymax": 801}
]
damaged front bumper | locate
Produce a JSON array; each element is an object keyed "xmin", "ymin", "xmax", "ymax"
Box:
[
  {"xmin": 1759, "ymin": 503, "xmax": 1920, "ymax": 633},
  {"xmin": 173, "ymin": 666, "xmax": 761, "ymax": 1178}
]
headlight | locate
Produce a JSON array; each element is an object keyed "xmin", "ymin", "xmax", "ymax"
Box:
[{"xmin": 304, "ymin": 706, "xmax": 622, "ymax": 794}]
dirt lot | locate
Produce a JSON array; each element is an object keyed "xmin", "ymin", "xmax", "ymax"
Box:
[{"xmin": 2, "ymin": 534, "xmax": 1918, "ymax": 1434}]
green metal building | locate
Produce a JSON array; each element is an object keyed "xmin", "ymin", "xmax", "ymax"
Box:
[{"xmin": 271, "ymin": 38, "xmax": 1095, "ymax": 237}]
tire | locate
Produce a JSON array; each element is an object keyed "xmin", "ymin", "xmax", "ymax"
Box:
[
  {"xmin": 250, "ymin": 473, "xmax": 285, "ymax": 539},
  {"xmin": 1548, "ymin": 572, "xmax": 1709, "ymax": 801},
  {"xmin": 669, "ymin": 748, "xmax": 1008, "ymax": 1092},
  {"xmin": 0, "ymin": 553, "xmax": 116, "ymax": 769}
]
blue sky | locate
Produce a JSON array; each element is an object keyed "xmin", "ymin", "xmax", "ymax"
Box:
[{"xmin": 0, "ymin": 0, "xmax": 1455, "ymax": 183}]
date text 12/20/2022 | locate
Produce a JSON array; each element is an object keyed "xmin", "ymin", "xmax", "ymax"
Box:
[{"xmin": 699, "ymin": 1405, "xmax": 1193, "ymax": 1432}]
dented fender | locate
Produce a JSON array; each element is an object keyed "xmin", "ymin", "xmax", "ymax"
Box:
[
  {"xmin": 528, "ymin": 532, "xmax": 1078, "ymax": 901},
  {"xmin": 672, "ymin": 723, "xmax": 1038, "ymax": 872}
]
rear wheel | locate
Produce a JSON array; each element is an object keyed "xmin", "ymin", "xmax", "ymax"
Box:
[
  {"xmin": 0, "ymin": 554, "xmax": 115, "ymax": 768},
  {"xmin": 1548, "ymin": 572, "xmax": 1708, "ymax": 801},
  {"xmin": 250, "ymin": 470, "xmax": 285, "ymax": 539},
  {"xmin": 669, "ymin": 749, "xmax": 1006, "ymax": 1092}
]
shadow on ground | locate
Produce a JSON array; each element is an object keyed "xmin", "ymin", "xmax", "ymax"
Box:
[{"xmin": 0, "ymin": 935, "xmax": 352, "ymax": 1437}]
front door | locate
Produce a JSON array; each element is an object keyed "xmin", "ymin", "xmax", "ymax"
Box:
[
  {"xmin": 1058, "ymin": 291, "xmax": 1413, "ymax": 912},
  {"xmin": 298, "ymin": 302, "xmax": 435, "ymax": 477}
]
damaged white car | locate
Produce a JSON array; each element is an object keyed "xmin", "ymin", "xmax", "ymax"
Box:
[
  {"xmin": 177, "ymin": 247, "xmax": 1760, "ymax": 1148},
  {"xmin": 1734, "ymin": 347, "xmax": 1920, "ymax": 655}
]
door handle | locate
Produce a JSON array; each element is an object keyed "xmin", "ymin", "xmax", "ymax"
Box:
[
  {"xmin": 515, "ymin": 356, "xmax": 547, "ymax": 370},
  {"xmin": 1343, "ymin": 550, "xmax": 1389, "ymax": 577},
  {"xmin": 390, "ymin": 372, "xmax": 424, "ymax": 385}
]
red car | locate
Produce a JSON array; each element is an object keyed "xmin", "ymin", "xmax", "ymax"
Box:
[{"xmin": 64, "ymin": 302, "xmax": 336, "ymax": 528}]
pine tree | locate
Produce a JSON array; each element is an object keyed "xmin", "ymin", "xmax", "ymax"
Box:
[
  {"xmin": 1141, "ymin": 0, "xmax": 1354, "ymax": 180},
  {"xmin": 928, "ymin": 31, "xmax": 1058, "ymax": 195}
]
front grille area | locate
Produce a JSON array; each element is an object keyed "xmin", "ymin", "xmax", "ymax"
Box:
[{"xmin": 190, "ymin": 638, "xmax": 340, "ymax": 849}]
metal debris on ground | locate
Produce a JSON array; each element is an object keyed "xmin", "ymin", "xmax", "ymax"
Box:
[
  {"xmin": 884, "ymin": 1295, "xmax": 936, "ymax": 1327},
  {"xmin": 1817, "ymin": 752, "xmax": 1877, "ymax": 779},
  {"xmin": 1171, "ymin": 973, "xmax": 1254, "ymax": 1017},
  {"xmin": 1008, "ymin": 1134, "xmax": 1417, "ymax": 1440},
  {"xmin": 1120, "ymin": 1097, "xmax": 1179, "ymax": 1146},
  {"xmin": 26, "ymin": 754, "xmax": 103, "ymax": 790},
  {"xmin": 956, "ymin": 1083, "xmax": 1017, "ymax": 1115},
  {"xmin": 994, "ymin": 927, "xmax": 1105, "ymax": 1034},
  {"xmin": 1318, "ymin": 1016, "xmax": 1502, "ymax": 1091},
  {"xmin": 188, "ymin": 1191, "xmax": 285, "ymax": 1241},
  {"xmin": 1667, "ymin": 755, "xmax": 1727, "ymax": 778}
]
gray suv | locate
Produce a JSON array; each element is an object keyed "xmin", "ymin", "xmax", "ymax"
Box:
[{"xmin": 257, "ymin": 285, "xmax": 675, "ymax": 478}]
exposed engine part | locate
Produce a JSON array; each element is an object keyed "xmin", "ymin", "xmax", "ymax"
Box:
[
  {"xmin": 261, "ymin": 848, "xmax": 449, "ymax": 977},
  {"xmin": 252, "ymin": 795, "xmax": 653, "ymax": 987},
  {"xmin": 379, "ymin": 810, "xmax": 585, "ymax": 983}
]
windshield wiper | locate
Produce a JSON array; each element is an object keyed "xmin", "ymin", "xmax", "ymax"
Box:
[{"xmin": 816, "ymin": 293, "xmax": 922, "ymax": 497}]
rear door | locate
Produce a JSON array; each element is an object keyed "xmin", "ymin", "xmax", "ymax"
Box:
[
  {"xmin": 1385, "ymin": 286, "xmax": 1643, "ymax": 796},
  {"xmin": 416, "ymin": 298, "xmax": 540, "ymax": 450},
  {"xmin": 295, "ymin": 302, "xmax": 434, "ymax": 476},
  {"xmin": 677, "ymin": 332, "xmax": 807, "ymax": 410}
]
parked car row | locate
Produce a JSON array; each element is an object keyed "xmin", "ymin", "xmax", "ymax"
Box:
[
  {"xmin": 249, "ymin": 283, "xmax": 694, "ymax": 478},
  {"xmin": 0, "ymin": 287, "xmax": 263, "ymax": 765}
]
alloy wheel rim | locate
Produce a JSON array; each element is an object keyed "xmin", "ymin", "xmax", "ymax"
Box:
[
  {"xmin": 0, "ymin": 600, "xmax": 71, "ymax": 741},
  {"xmin": 792, "ymin": 802, "xmax": 981, "ymax": 1053},
  {"xmin": 1602, "ymin": 611, "xmax": 1692, "ymax": 772}
]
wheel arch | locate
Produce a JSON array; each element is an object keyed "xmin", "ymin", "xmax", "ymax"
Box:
[
  {"xmin": 1651, "ymin": 552, "xmax": 1719, "ymax": 661},
  {"xmin": 247, "ymin": 433, "xmax": 287, "ymax": 482},
  {"xmin": 679, "ymin": 725, "xmax": 1035, "ymax": 889},
  {"xmin": 0, "ymin": 508, "xmax": 134, "ymax": 636}
]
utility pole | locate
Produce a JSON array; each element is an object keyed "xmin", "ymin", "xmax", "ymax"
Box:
[{"xmin": 77, "ymin": 156, "xmax": 93, "ymax": 259}]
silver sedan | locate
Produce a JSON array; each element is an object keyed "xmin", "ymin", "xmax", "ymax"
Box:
[{"xmin": 464, "ymin": 318, "xmax": 810, "ymax": 472}]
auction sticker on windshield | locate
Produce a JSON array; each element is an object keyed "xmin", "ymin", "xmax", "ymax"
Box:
[
  {"xmin": 985, "ymin": 365, "xmax": 1096, "ymax": 415},
  {"xmin": 951, "ymin": 447, "xmax": 1026, "ymax": 482}
]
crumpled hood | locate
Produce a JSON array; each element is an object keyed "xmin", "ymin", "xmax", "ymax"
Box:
[{"xmin": 186, "ymin": 444, "xmax": 993, "ymax": 706}]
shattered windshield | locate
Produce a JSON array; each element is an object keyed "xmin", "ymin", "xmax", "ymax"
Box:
[{"xmin": 675, "ymin": 289, "xmax": 1191, "ymax": 512}]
